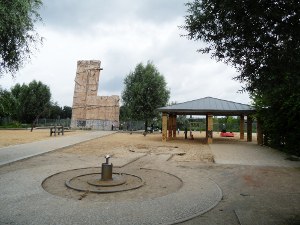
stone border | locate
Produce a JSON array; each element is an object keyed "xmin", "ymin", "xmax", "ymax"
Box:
[{"xmin": 65, "ymin": 172, "xmax": 144, "ymax": 193}]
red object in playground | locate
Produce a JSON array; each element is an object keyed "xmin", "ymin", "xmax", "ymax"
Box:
[{"xmin": 220, "ymin": 132, "xmax": 234, "ymax": 137}]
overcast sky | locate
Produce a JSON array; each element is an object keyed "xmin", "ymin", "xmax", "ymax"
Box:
[{"xmin": 0, "ymin": 0, "xmax": 251, "ymax": 107}]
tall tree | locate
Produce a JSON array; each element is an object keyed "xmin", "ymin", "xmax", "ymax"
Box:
[
  {"xmin": 62, "ymin": 106, "xmax": 72, "ymax": 119},
  {"xmin": 0, "ymin": 87, "xmax": 16, "ymax": 118},
  {"xmin": 48, "ymin": 102, "xmax": 63, "ymax": 119},
  {"xmin": 183, "ymin": 0, "xmax": 300, "ymax": 92},
  {"xmin": 10, "ymin": 80, "xmax": 51, "ymax": 129},
  {"xmin": 183, "ymin": 0, "xmax": 300, "ymax": 154},
  {"xmin": 122, "ymin": 62, "xmax": 170, "ymax": 132},
  {"xmin": 119, "ymin": 105, "xmax": 131, "ymax": 122},
  {"xmin": 0, "ymin": 0, "xmax": 43, "ymax": 76}
]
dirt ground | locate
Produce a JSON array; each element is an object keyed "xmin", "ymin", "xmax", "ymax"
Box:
[
  {"xmin": 0, "ymin": 129, "xmax": 85, "ymax": 148},
  {"xmin": 0, "ymin": 130, "xmax": 219, "ymax": 162},
  {"xmin": 61, "ymin": 132, "xmax": 214, "ymax": 162}
]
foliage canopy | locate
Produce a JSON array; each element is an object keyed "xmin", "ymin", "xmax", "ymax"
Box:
[
  {"xmin": 122, "ymin": 62, "xmax": 170, "ymax": 131},
  {"xmin": 183, "ymin": 0, "xmax": 300, "ymax": 154},
  {"xmin": 10, "ymin": 80, "xmax": 51, "ymax": 124},
  {"xmin": 0, "ymin": 82, "xmax": 72, "ymax": 125},
  {"xmin": 183, "ymin": 0, "xmax": 300, "ymax": 92},
  {"xmin": 0, "ymin": 0, "xmax": 43, "ymax": 76}
]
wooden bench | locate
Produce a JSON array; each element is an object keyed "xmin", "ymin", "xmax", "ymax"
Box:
[{"xmin": 50, "ymin": 126, "xmax": 64, "ymax": 136}]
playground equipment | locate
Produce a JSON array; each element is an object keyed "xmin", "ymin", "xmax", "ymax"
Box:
[
  {"xmin": 220, "ymin": 131, "xmax": 234, "ymax": 137},
  {"xmin": 220, "ymin": 123, "xmax": 234, "ymax": 137}
]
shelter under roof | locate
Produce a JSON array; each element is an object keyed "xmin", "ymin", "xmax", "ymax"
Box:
[
  {"xmin": 158, "ymin": 97, "xmax": 255, "ymax": 116},
  {"xmin": 158, "ymin": 97, "xmax": 261, "ymax": 144}
]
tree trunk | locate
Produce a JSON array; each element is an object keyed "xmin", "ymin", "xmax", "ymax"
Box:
[
  {"xmin": 31, "ymin": 116, "xmax": 39, "ymax": 132},
  {"xmin": 144, "ymin": 120, "xmax": 148, "ymax": 132},
  {"xmin": 30, "ymin": 106, "xmax": 49, "ymax": 132}
]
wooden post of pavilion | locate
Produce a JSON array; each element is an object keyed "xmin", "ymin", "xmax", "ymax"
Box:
[
  {"xmin": 168, "ymin": 115, "xmax": 172, "ymax": 139},
  {"xmin": 247, "ymin": 116, "xmax": 253, "ymax": 142},
  {"xmin": 240, "ymin": 115, "xmax": 245, "ymax": 140},
  {"xmin": 206, "ymin": 114, "xmax": 213, "ymax": 144},
  {"xmin": 257, "ymin": 118, "xmax": 263, "ymax": 145},
  {"xmin": 162, "ymin": 113, "xmax": 168, "ymax": 142},
  {"xmin": 172, "ymin": 115, "xmax": 177, "ymax": 139}
]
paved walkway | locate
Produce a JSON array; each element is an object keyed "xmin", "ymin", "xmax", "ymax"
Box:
[
  {"xmin": 210, "ymin": 141, "xmax": 300, "ymax": 167},
  {"xmin": 0, "ymin": 131, "xmax": 116, "ymax": 167},
  {"xmin": 0, "ymin": 134, "xmax": 299, "ymax": 224},
  {"xmin": 0, "ymin": 157, "xmax": 222, "ymax": 225}
]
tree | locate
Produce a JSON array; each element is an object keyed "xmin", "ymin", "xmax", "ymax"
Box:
[
  {"xmin": 122, "ymin": 62, "xmax": 170, "ymax": 132},
  {"xmin": 0, "ymin": 87, "xmax": 16, "ymax": 118},
  {"xmin": 119, "ymin": 105, "xmax": 131, "ymax": 122},
  {"xmin": 177, "ymin": 115, "xmax": 189, "ymax": 130},
  {"xmin": 62, "ymin": 106, "xmax": 72, "ymax": 119},
  {"xmin": 10, "ymin": 80, "xmax": 51, "ymax": 129},
  {"xmin": 183, "ymin": 0, "xmax": 300, "ymax": 155},
  {"xmin": 45, "ymin": 104, "xmax": 72, "ymax": 119},
  {"xmin": 0, "ymin": 0, "xmax": 43, "ymax": 76},
  {"xmin": 183, "ymin": 0, "xmax": 300, "ymax": 91},
  {"xmin": 48, "ymin": 102, "xmax": 63, "ymax": 119}
]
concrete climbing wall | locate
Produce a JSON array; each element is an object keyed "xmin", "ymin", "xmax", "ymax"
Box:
[{"xmin": 71, "ymin": 60, "xmax": 120, "ymax": 130}]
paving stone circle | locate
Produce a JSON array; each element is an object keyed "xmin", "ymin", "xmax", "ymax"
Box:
[{"xmin": 42, "ymin": 167, "xmax": 183, "ymax": 202}]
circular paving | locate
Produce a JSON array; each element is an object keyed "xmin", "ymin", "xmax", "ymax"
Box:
[
  {"xmin": 42, "ymin": 167, "xmax": 183, "ymax": 201},
  {"xmin": 87, "ymin": 174, "xmax": 126, "ymax": 187},
  {"xmin": 65, "ymin": 172, "xmax": 144, "ymax": 193},
  {"xmin": 40, "ymin": 166, "xmax": 223, "ymax": 224},
  {"xmin": 0, "ymin": 164, "xmax": 224, "ymax": 225}
]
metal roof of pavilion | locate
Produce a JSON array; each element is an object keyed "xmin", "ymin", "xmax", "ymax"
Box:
[{"xmin": 158, "ymin": 97, "xmax": 255, "ymax": 115}]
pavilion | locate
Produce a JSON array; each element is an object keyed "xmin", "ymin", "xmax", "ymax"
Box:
[{"xmin": 158, "ymin": 97, "xmax": 262, "ymax": 144}]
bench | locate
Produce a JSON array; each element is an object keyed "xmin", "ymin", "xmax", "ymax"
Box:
[{"xmin": 50, "ymin": 126, "xmax": 64, "ymax": 136}]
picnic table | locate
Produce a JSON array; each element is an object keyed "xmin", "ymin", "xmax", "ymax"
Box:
[{"xmin": 50, "ymin": 126, "xmax": 64, "ymax": 136}]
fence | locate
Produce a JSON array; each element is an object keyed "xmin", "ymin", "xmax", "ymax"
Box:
[
  {"xmin": 119, "ymin": 121, "xmax": 145, "ymax": 131},
  {"xmin": 35, "ymin": 118, "xmax": 71, "ymax": 127},
  {"xmin": 0, "ymin": 117, "xmax": 71, "ymax": 128},
  {"xmin": 187, "ymin": 120, "xmax": 257, "ymax": 133},
  {"xmin": 0, "ymin": 117, "xmax": 12, "ymax": 126},
  {"xmin": 71, "ymin": 119, "xmax": 117, "ymax": 130}
]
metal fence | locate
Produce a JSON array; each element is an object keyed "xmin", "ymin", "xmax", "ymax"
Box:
[
  {"xmin": 188, "ymin": 121, "xmax": 257, "ymax": 133},
  {"xmin": 0, "ymin": 117, "xmax": 12, "ymax": 126},
  {"xmin": 119, "ymin": 121, "xmax": 145, "ymax": 131},
  {"xmin": 0, "ymin": 117, "xmax": 71, "ymax": 128},
  {"xmin": 35, "ymin": 118, "xmax": 71, "ymax": 127}
]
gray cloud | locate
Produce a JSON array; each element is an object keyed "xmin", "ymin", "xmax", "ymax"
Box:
[
  {"xmin": 1, "ymin": 0, "xmax": 250, "ymax": 107},
  {"xmin": 40, "ymin": 0, "xmax": 186, "ymax": 31}
]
